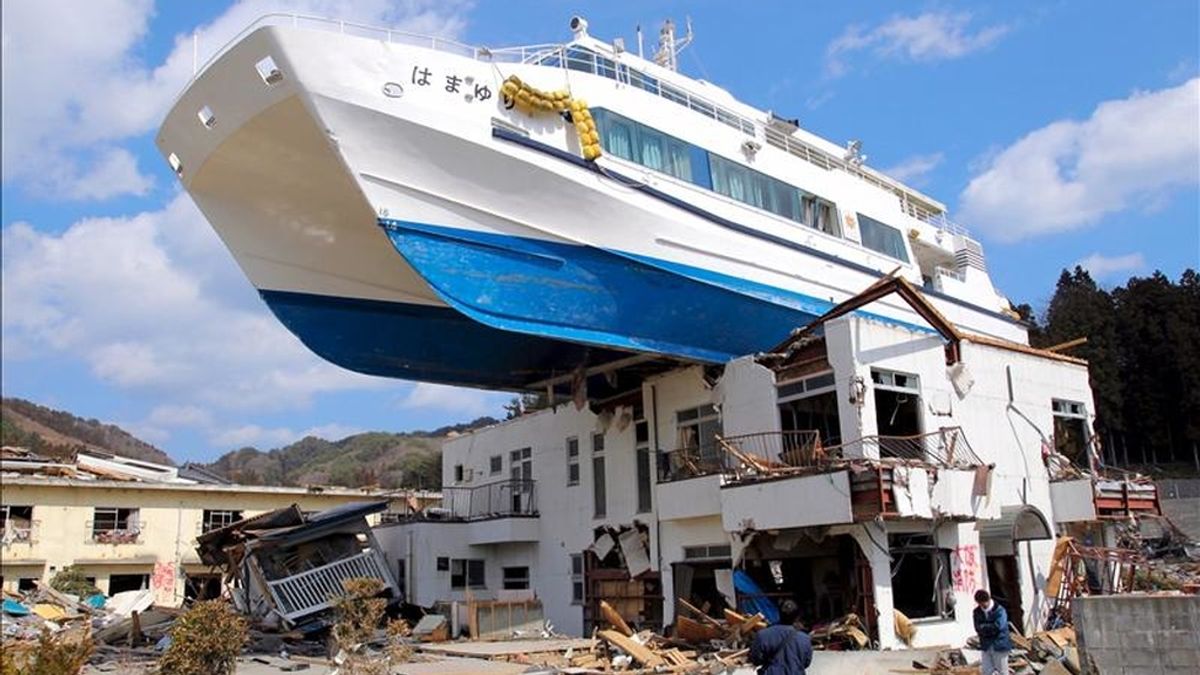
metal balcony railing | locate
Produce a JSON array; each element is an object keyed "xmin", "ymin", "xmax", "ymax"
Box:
[
  {"xmin": 435, "ymin": 479, "xmax": 538, "ymax": 521},
  {"xmin": 817, "ymin": 427, "xmax": 983, "ymax": 468},
  {"xmin": 265, "ymin": 549, "xmax": 391, "ymax": 621}
]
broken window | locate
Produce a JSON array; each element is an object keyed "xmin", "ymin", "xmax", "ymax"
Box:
[
  {"xmin": 451, "ymin": 559, "xmax": 485, "ymax": 590},
  {"xmin": 0, "ymin": 505, "xmax": 34, "ymax": 542},
  {"xmin": 202, "ymin": 509, "xmax": 242, "ymax": 533},
  {"xmin": 778, "ymin": 371, "xmax": 841, "ymax": 445},
  {"xmin": 566, "ymin": 437, "xmax": 580, "ymax": 486},
  {"xmin": 1052, "ymin": 399, "xmax": 1090, "ymax": 469},
  {"xmin": 108, "ymin": 573, "xmax": 150, "ymax": 594},
  {"xmin": 676, "ymin": 404, "xmax": 722, "ymax": 463},
  {"xmin": 593, "ymin": 435, "xmax": 607, "ymax": 519},
  {"xmin": 91, "ymin": 507, "xmax": 139, "ymax": 543},
  {"xmin": 872, "ymin": 369, "xmax": 923, "ymax": 455},
  {"xmin": 16, "ymin": 578, "xmax": 37, "ymax": 592},
  {"xmin": 184, "ymin": 573, "xmax": 222, "ymax": 601},
  {"xmin": 509, "ymin": 447, "xmax": 533, "ymax": 513},
  {"xmin": 570, "ymin": 554, "xmax": 584, "ymax": 604},
  {"xmin": 453, "ymin": 464, "xmax": 465, "ymax": 483},
  {"xmin": 502, "ymin": 566, "xmax": 530, "ymax": 590},
  {"xmin": 489, "ymin": 455, "xmax": 502, "ymax": 475},
  {"xmin": 635, "ymin": 420, "xmax": 653, "ymax": 513},
  {"xmin": 889, "ymin": 534, "xmax": 954, "ymax": 620}
]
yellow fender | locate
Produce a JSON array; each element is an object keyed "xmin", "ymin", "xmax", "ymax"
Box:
[{"xmin": 502, "ymin": 76, "xmax": 603, "ymax": 161}]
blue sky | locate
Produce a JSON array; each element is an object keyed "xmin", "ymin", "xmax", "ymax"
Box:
[{"xmin": 2, "ymin": 1, "xmax": 1197, "ymax": 462}]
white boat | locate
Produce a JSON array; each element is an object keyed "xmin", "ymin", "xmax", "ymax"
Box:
[{"xmin": 157, "ymin": 14, "xmax": 1027, "ymax": 391}]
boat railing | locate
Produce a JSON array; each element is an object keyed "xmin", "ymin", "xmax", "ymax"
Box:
[
  {"xmin": 186, "ymin": 12, "xmax": 566, "ymax": 86},
  {"xmin": 186, "ymin": 13, "xmax": 974, "ymax": 242}
]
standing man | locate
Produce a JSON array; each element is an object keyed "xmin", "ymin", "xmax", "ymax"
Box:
[
  {"xmin": 749, "ymin": 599, "xmax": 813, "ymax": 674},
  {"xmin": 973, "ymin": 589, "xmax": 1012, "ymax": 675}
]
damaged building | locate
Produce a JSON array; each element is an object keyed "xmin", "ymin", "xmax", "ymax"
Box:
[
  {"xmin": 196, "ymin": 501, "xmax": 402, "ymax": 628},
  {"xmin": 373, "ymin": 278, "xmax": 1162, "ymax": 649}
]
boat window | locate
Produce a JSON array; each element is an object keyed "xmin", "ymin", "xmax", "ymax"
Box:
[
  {"xmin": 857, "ymin": 214, "xmax": 910, "ymax": 262},
  {"xmin": 597, "ymin": 55, "xmax": 618, "ymax": 80},
  {"xmin": 629, "ymin": 69, "xmax": 660, "ymax": 95},
  {"xmin": 660, "ymin": 83, "xmax": 689, "ymax": 106},
  {"xmin": 565, "ymin": 47, "xmax": 596, "ymax": 73},
  {"xmin": 592, "ymin": 109, "xmax": 697, "ymax": 183},
  {"xmin": 592, "ymin": 108, "xmax": 843, "ymax": 229}
]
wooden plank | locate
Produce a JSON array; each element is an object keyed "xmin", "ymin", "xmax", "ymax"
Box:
[
  {"xmin": 598, "ymin": 629, "xmax": 665, "ymax": 667},
  {"xmin": 675, "ymin": 616, "xmax": 722, "ymax": 642},
  {"xmin": 599, "ymin": 599, "xmax": 633, "ymax": 636}
]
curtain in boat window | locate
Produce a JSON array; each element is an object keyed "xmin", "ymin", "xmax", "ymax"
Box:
[
  {"xmin": 857, "ymin": 213, "xmax": 910, "ymax": 262},
  {"xmin": 710, "ymin": 154, "xmax": 749, "ymax": 201},
  {"xmin": 600, "ymin": 115, "xmax": 635, "ymax": 161},
  {"xmin": 665, "ymin": 140, "xmax": 693, "ymax": 182},
  {"xmin": 638, "ymin": 125, "xmax": 665, "ymax": 172}
]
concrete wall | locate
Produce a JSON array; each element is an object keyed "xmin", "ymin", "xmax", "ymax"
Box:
[
  {"xmin": 1074, "ymin": 595, "xmax": 1200, "ymax": 674},
  {"xmin": 1158, "ymin": 479, "xmax": 1200, "ymax": 542},
  {"xmin": 0, "ymin": 481, "xmax": 403, "ymax": 603}
]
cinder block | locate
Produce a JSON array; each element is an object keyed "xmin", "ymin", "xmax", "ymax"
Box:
[
  {"xmin": 1163, "ymin": 649, "xmax": 1200, "ymax": 667},
  {"xmin": 1119, "ymin": 630, "xmax": 1158, "ymax": 649},
  {"xmin": 1122, "ymin": 648, "xmax": 1163, "ymax": 667}
]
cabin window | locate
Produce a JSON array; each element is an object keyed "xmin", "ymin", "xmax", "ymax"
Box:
[
  {"xmin": 564, "ymin": 47, "xmax": 596, "ymax": 73},
  {"xmin": 629, "ymin": 69, "xmax": 660, "ymax": 95},
  {"xmin": 566, "ymin": 437, "xmax": 580, "ymax": 486},
  {"xmin": 1052, "ymin": 399, "xmax": 1090, "ymax": 469},
  {"xmin": 857, "ymin": 213, "xmax": 910, "ymax": 262}
]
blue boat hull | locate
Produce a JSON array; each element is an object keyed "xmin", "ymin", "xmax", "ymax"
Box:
[
  {"xmin": 380, "ymin": 219, "xmax": 841, "ymax": 365},
  {"xmin": 260, "ymin": 219, "xmax": 925, "ymax": 390},
  {"xmin": 260, "ymin": 290, "xmax": 634, "ymax": 389}
]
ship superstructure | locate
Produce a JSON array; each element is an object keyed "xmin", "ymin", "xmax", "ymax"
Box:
[{"xmin": 158, "ymin": 14, "xmax": 1025, "ymax": 393}]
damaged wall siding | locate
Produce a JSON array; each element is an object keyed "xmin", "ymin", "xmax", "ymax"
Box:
[
  {"xmin": 714, "ymin": 357, "xmax": 779, "ymax": 438},
  {"xmin": 438, "ymin": 397, "xmax": 664, "ymax": 637}
]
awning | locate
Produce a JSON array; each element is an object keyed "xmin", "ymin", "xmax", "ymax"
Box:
[{"xmin": 978, "ymin": 505, "xmax": 1053, "ymax": 542}]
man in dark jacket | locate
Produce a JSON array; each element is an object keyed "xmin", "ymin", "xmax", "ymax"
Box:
[
  {"xmin": 750, "ymin": 599, "xmax": 813, "ymax": 674},
  {"xmin": 973, "ymin": 589, "xmax": 1012, "ymax": 675}
]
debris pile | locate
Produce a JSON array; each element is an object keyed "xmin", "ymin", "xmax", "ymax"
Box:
[{"xmin": 905, "ymin": 627, "xmax": 1080, "ymax": 675}]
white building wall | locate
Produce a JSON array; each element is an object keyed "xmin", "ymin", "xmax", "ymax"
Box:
[{"xmin": 377, "ymin": 314, "xmax": 1097, "ymax": 645}]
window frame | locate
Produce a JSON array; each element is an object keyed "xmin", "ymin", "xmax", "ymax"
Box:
[
  {"xmin": 502, "ymin": 566, "xmax": 531, "ymax": 590},
  {"xmin": 889, "ymin": 534, "xmax": 955, "ymax": 620},
  {"xmin": 450, "ymin": 558, "xmax": 487, "ymax": 590},
  {"xmin": 201, "ymin": 509, "xmax": 243, "ymax": 533},
  {"xmin": 856, "ymin": 213, "xmax": 911, "ymax": 262},
  {"xmin": 570, "ymin": 554, "xmax": 585, "ymax": 605},
  {"xmin": 489, "ymin": 455, "xmax": 503, "ymax": 475},
  {"xmin": 566, "ymin": 437, "xmax": 580, "ymax": 486}
]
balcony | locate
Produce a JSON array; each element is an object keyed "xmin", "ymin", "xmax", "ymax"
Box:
[
  {"xmin": 402, "ymin": 480, "xmax": 540, "ymax": 544},
  {"xmin": 264, "ymin": 549, "xmax": 392, "ymax": 621},
  {"xmin": 690, "ymin": 428, "xmax": 993, "ymax": 531}
]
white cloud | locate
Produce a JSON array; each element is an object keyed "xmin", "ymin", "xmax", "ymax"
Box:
[
  {"xmin": 402, "ymin": 382, "xmax": 510, "ymax": 418},
  {"xmin": 1075, "ymin": 252, "xmax": 1146, "ymax": 280},
  {"xmin": 960, "ymin": 78, "xmax": 1200, "ymax": 242},
  {"xmin": 882, "ymin": 152, "xmax": 944, "ymax": 186},
  {"xmin": 209, "ymin": 421, "xmax": 364, "ymax": 449},
  {"xmin": 0, "ymin": 0, "xmax": 470, "ymax": 200},
  {"xmin": 1, "ymin": 193, "xmax": 391, "ymax": 410},
  {"xmin": 826, "ymin": 12, "xmax": 1008, "ymax": 78},
  {"xmin": 148, "ymin": 404, "xmax": 213, "ymax": 428},
  {"xmin": 62, "ymin": 148, "xmax": 155, "ymax": 200}
]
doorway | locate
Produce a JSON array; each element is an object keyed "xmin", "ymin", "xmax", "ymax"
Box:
[{"xmin": 985, "ymin": 555, "xmax": 1024, "ymax": 631}]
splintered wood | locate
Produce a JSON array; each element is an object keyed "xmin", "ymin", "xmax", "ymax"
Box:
[{"xmin": 577, "ymin": 599, "xmax": 765, "ymax": 672}]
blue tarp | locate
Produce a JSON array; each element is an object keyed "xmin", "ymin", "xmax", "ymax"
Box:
[
  {"xmin": 2, "ymin": 598, "xmax": 30, "ymax": 616},
  {"xmin": 733, "ymin": 570, "xmax": 780, "ymax": 624}
]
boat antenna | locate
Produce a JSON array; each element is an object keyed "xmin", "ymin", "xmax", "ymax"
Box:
[
  {"xmin": 636, "ymin": 24, "xmax": 644, "ymax": 59},
  {"xmin": 653, "ymin": 17, "xmax": 693, "ymax": 71}
]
